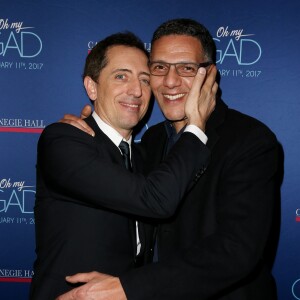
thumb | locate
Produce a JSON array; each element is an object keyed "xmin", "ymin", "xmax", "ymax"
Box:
[{"xmin": 80, "ymin": 104, "xmax": 92, "ymax": 119}]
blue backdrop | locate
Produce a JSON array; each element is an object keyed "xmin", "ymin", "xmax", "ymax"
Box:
[{"xmin": 1, "ymin": 0, "xmax": 299, "ymax": 299}]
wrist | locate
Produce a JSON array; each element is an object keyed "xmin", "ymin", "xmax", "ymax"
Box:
[{"xmin": 188, "ymin": 118, "xmax": 205, "ymax": 132}]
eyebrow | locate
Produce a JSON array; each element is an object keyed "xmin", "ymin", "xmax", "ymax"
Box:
[
  {"xmin": 112, "ymin": 68, "xmax": 150, "ymax": 77},
  {"xmin": 150, "ymin": 60, "xmax": 198, "ymax": 64}
]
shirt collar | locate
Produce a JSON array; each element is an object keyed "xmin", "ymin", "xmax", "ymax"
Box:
[
  {"xmin": 92, "ymin": 111, "xmax": 132, "ymax": 148},
  {"xmin": 164, "ymin": 120, "xmax": 186, "ymax": 138}
]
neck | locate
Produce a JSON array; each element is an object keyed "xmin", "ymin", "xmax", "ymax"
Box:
[
  {"xmin": 119, "ymin": 130, "xmax": 132, "ymax": 141},
  {"xmin": 93, "ymin": 110, "xmax": 132, "ymax": 141},
  {"xmin": 171, "ymin": 119, "xmax": 187, "ymax": 133}
]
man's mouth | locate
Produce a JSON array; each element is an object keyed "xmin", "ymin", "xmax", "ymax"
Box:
[
  {"xmin": 120, "ymin": 102, "xmax": 141, "ymax": 112},
  {"xmin": 163, "ymin": 93, "xmax": 185, "ymax": 100},
  {"xmin": 121, "ymin": 103, "xmax": 139, "ymax": 108}
]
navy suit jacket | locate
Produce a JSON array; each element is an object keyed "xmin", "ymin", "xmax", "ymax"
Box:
[
  {"xmin": 30, "ymin": 115, "xmax": 210, "ymax": 299},
  {"xmin": 121, "ymin": 99, "xmax": 279, "ymax": 300}
]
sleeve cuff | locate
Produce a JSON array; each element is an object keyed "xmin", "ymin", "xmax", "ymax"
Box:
[{"xmin": 184, "ymin": 124, "xmax": 208, "ymax": 145}]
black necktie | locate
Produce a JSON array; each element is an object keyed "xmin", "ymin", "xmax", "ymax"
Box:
[
  {"xmin": 119, "ymin": 141, "xmax": 141, "ymax": 256},
  {"xmin": 119, "ymin": 141, "xmax": 132, "ymax": 172}
]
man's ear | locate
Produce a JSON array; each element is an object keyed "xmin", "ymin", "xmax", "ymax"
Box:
[{"xmin": 84, "ymin": 76, "xmax": 97, "ymax": 101}]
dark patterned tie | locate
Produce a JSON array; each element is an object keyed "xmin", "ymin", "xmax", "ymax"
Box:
[{"xmin": 119, "ymin": 141, "xmax": 132, "ymax": 171}]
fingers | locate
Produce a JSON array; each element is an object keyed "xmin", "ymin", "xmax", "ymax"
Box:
[
  {"xmin": 59, "ymin": 115, "xmax": 95, "ymax": 137},
  {"xmin": 56, "ymin": 290, "xmax": 74, "ymax": 300},
  {"xmin": 65, "ymin": 271, "xmax": 112, "ymax": 284},
  {"xmin": 205, "ymin": 64, "xmax": 217, "ymax": 88},
  {"xmin": 185, "ymin": 65, "xmax": 218, "ymax": 131},
  {"xmin": 201, "ymin": 64, "xmax": 218, "ymax": 107},
  {"xmin": 60, "ymin": 114, "xmax": 82, "ymax": 122},
  {"xmin": 55, "ymin": 285, "xmax": 88, "ymax": 300},
  {"xmin": 184, "ymin": 67, "xmax": 207, "ymax": 120},
  {"xmin": 56, "ymin": 273, "xmax": 102, "ymax": 300},
  {"xmin": 184, "ymin": 68, "xmax": 207, "ymax": 130},
  {"xmin": 188, "ymin": 67, "xmax": 207, "ymax": 100},
  {"xmin": 203, "ymin": 65, "xmax": 218, "ymax": 115},
  {"xmin": 65, "ymin": 272, "xmax": 95, "ymax": 284},
  {"xmin": 80, "ymin": 105, "xmax": 92, "ymax": 119},
  {"xmin": 56, "ymin": 276, "xmax": 124, "ymax": 300},
  {"xmin": 56, "ymin": 288, "xmax": 76, "ymax": 300}
]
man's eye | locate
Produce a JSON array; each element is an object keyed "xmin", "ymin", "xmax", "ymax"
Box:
[
  {"xmin": 141, "ymin": 78, "xmax": 150, "ymax": 86},
  {"xmin": 115, "ymin": 74, "xmax": 126, "ymax": 80},
  {"xmin": 153, "ymin": 64, "xmax": 167, "ymax": 71},
  {"xmin": 182, "ymin": 65, "xmax": 197, "ymax": 72}
]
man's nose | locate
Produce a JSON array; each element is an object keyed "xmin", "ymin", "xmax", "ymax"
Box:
[
  {"xmin": 163, "ymin": 65, "xmax": 182, "ymax": 88},
  {"xmin": 128, "ymin": 78, "xmax": 142, "ymax": 97}
]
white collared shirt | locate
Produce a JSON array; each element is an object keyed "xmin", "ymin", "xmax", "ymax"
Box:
[{"xmin": 92, "ymin": 111, "xmax": 132, "ymax": 154}]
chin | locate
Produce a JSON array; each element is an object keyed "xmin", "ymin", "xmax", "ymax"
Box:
[
  {"xmin": 165, "ymin": 112, "xmax": 185, "ymax": 122},
  {"xmin": 124, "ymin": 120, "xmax": 140, "ymax": 129}
]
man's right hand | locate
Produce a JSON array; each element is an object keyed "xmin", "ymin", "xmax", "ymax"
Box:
[
  {"xmin": 59, "ymin": 104, "xmax": 95, "ymax": 136},
  {"xmin": 55, "ymin": 272, "xmax": 127, "ymax": 300}
]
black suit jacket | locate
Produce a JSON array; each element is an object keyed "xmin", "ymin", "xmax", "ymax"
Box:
[
  {"xmin": 30, "ymin": 115, "xmax": 210, "ymax": 299},
  {"xmin": 121, "ymin": 99, "xmax": 279, "ymax": 300}
]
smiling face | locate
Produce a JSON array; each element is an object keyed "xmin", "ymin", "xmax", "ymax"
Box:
[
  {"xmin": 150, "ymin": 35, "xmax": 206, "ymax": 132},
  {"xmin": 84, "ymin": 45, "xmax": 151, "ymax": 139}
]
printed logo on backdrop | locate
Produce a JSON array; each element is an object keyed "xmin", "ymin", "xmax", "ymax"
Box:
[
  {"xmin": 87, "ymin": 40, "xmax": 151, "ymax": 53},
  {"xmin": 296, "ymin": 209, "xmax": 300, "ymax": 222},
  {"xmin": 0, "ymin": 178, "xmax": 35, "ymax": 282},
  {"xmin": 0, "ymin": 117, "xmax": 45, "ymax": 133},
  {"xmin": 87, "ymin": 40, "xmax": 96, "ymax": 53},
  {"xmin": 292, "ymin": 279, "xmax": 300, "ymax": 299},
  {"xmin": 0, "ymin": 18, "xmax": 43, "ymax": 70},
  {"xmin": 214, "ymin": 26, "xmax": 262, "ymax": 79},
  {"xmin": 0, "ymin": 178, "xmax": 35, "ymax": 225},
  {"xmin": 0, "ymin": 269, "xmax": 33, "ymax": 283}
]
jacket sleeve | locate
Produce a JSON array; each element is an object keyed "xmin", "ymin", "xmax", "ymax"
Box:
[
  {"xmin": 37, "ymin": 123, "xmax": 210, "ymax": 219},
  {"xmin": 120, "ymin": 125, "xmax": 279, "ymax": 299}
]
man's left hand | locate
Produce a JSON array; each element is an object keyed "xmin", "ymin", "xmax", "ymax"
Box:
[{"xmin": 56, "ymin": 271, "xmax": 127, "ymax": 300}]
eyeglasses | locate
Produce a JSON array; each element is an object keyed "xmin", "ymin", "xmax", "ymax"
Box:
[{"xmin": 149, "ymin": 61, "xmax": 213, "ymax": 77}]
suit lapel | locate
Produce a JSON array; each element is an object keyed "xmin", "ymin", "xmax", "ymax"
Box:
[
  {"xmin": 85, "ymin": 115, "xmax": 125, "ymax": 166},
  {"xmin": 85, "ymin": 115, "xmax": 138, "ymax": 257}
]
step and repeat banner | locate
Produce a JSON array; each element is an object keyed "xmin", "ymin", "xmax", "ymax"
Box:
[{"xmin": 1, "ymin": 0, "xmax": 299, "ymax": 299}]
